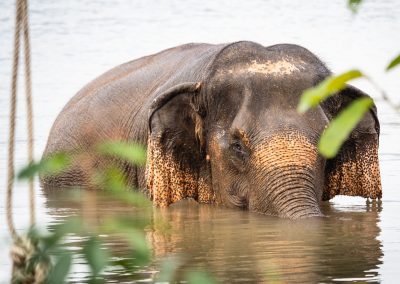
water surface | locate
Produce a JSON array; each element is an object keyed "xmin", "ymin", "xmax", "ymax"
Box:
[{"xmin": 0, "ymin": 0, "xmax": 399, "ymax": 282}]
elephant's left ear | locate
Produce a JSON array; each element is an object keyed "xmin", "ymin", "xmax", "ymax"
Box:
[
  {"xmin": 146, "ymin": 82, "xmax": 214, "ymax": 208},
  {"xmin": 321, "ymin": 85, "xmax": 382, "ymax": 201}
]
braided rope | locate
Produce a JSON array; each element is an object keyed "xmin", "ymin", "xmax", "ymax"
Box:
[
  {"xmin": 7, "ymin": 0, "xmax": 35, "ymax": 238},
  {"xmin": 7, "ymin": 0, "xmax": 23, "ymax": 239},
  {"xmin": 21, "ymin": 0, "xmax": 35, "ymax": 227},
  {"xmin": 6, "ymin": 1, "xmax": 50, "ymax": 282}
]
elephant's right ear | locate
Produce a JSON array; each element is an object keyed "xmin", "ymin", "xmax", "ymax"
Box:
[
  {"xmin": 322, "ymin": 85, "xmax": 382, "ymax": 201},
  {"xmin": 146, "ymin": 82, "xmax": 214, "ymax": 207}
]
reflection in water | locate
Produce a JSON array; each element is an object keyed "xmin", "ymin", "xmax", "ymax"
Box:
[
  {"xmin": 43, "ymin": 189, "xmax": 382, "ymax": 283},
  {"xmin": 0, "ymin": 0, "xmax": 398, "ymax": 282}
]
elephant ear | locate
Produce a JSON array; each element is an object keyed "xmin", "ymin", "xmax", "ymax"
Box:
[
  {"xmin": 146, "ymin": 82, "xmax": 214, "ymax": 207},
  {"xmin": 322, "ymin": 85, "xmax": 382, "ymax": 201}
]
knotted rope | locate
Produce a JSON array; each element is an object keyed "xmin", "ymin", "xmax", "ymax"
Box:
[{"xmin": 6, "ymin": 0, "xmax": 50, "ymax": 282}]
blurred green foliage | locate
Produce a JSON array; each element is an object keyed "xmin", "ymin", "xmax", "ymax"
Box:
[
  {"xmin": 97, "ymin": 141, "xmax": 147, "ymax": 166},
  {"xmin": 297, "ymin": 0, "xmax": 399, "ymax": 158},
  {"xmin": 348, "ymin": 0, "xmax": 363, "ymax": 13},
  {"xmin": 15, "ymin": 141, "xmax": 216, "ymax": 283},
  {"xmin": 297, "ymin": 70, "xmax": 372, "ymax": 158},
  {"xmin": 297, "ymin": 70, "xmax": 363, "ymax": 113},
  {"xmin": 18, "ymin": 152, "xmax": 71, "ymax": 180},
  {"xmin": 387, "ymin": 54, "xmax": 400, "ymax": 71},
  {"xmin": 318, "ymin": 97, "xmax": 373, "ymax": 158}
]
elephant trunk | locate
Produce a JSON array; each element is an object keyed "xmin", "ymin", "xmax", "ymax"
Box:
[
  {"xmin": 251, "ymin": 130, "xmax": 324, "ymax": 219},
  {"xmin": 262, "ymin": 166, "xmax": 322, "ymax": 218}
]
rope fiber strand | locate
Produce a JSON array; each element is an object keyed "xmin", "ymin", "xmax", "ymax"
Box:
[
  {"xmin": 7, "ymin": 0, "xmax": 23, "ymax": 240},
  {"xmin": 6, "ymin": 0, "xmax": 50, "ymax": 282},
  {"xmin": 6, "ymin": 0, "xmax": 35, "ymax": 240},
  {"xmin": 21, "ymin": 0, "xmax": 35, "ymax": 227}
]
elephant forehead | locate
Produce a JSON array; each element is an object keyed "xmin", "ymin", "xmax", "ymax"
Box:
[
  {"xmin": 226, "ymin": 59, "xmax": 306, "ymax": 77},
  {"xmin": 253, "ymin": 132, "xmax": 319, "ymax": 169}
]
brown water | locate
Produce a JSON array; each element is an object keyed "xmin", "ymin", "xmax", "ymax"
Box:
[
  {"xmin": 43, "ymin": 190, "xmax": 383, "ymax": 283},
  {"xmin": 1, "ymin": 0, "xmax": 400, "ymax": 282}
]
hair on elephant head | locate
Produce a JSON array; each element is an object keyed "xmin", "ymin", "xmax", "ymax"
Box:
[{"xmin": 146, "ymin": 42, "xmax": 381, "ymax": 219}]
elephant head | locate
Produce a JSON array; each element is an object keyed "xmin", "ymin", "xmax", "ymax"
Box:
[{"xmin": 146, "ymin": 42, "xmax": 381, "ymax": 219}]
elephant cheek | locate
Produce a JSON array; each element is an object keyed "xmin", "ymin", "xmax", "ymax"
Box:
[
  {"xmin": 145, "ymin": 138, "xmax": 214, "ymax": 207},
  {"xmin": 324, "ymin": 135, "xmax": 382, "ymax": 200}
]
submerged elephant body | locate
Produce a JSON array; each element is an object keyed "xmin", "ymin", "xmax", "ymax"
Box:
[{"xmin": 42, "ymin": 41, "xmax": 382, "ymax": 218}]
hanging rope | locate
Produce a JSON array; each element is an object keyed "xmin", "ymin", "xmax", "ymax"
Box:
[
  {"xmin": 6, "ymin": 0, "xmax": 50, "ymax": 282},
  {"xmin": 7, "ymin": 0, "xmax": 23, "ymax": 240},
  {"xmin": 7, "ymin": 0, "xmax": 35, "ymax": 239},
  {"xmin": 7, "ymin": 0, "xmax": 35, "ymax": 240},
  {"xmin": 21, "ymin": 0, "xmax": 35, "ymax": 228}
]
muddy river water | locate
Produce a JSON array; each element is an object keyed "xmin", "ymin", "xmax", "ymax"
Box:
[{"xmin": 1, "ymin": 0, "xmax": 400, "ymax": 282}]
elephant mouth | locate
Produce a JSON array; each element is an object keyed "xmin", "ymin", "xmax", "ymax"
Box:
[
  {"xmin": 228, "ymin": 194, "xmax": 249, "ymax": 210},
  {"xmin": 227, "ymin": 180, "xmax": 324, "ymax": 219},
  {"xmin": 248, "ymin": 170, "xmax": 324, "ymax": 219},
  {"xmin": 280, "ymin": 207, "xmax": 324, "ymax": 219},
  {"xmin": 252, "ymin": 205, "xmax": 324, "ymax": 219}
]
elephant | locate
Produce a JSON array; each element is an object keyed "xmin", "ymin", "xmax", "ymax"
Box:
[{"xmin": 41, "ymin": 41, "xmax": 382, "ymax": 219}]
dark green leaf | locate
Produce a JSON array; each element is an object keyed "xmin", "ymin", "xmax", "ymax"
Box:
[
  {"xmin": 109, "ymin": 190, "xmax": 152, "ymax": 208},
  {"xmin": 297, "ymin": 70, "xmax": 364, "ymax": 113},
  {"xmin": 83, "ymin": 236, "xmax": 109, "ymax": 277},
  {"xmin": 348, "ymin": 0, "xmax": 362, "ymax": 13},
  {"xmin": 97, "ymin": 141, "xmax": 146, "ymax": 165},
  {"xmin": 17, "ymin": 152, "xmax": 71, "ymax": 180},
  {"xmin": 92, "ymin": 166, "xmax": 129, "ymax": 192},
  {"xmin": 42, "ymin": 217, "xmax": 83, "ymax": 251},
  {"xmin": 386, "ymin": 53, "xmax": 400, "ymax": 71},
  {"xmin": 54, "ymin": 217, "xmax": 83, "ymax": 236},
  {"xmin": 88, "ymin": 277, "xmax": 104, "ymax": 284},
  {"xmin": 100, "ymin": 218, "xmax": 151, "ymax": 266},
  {"xmin": 48, "ymin": 253, "xmax": 72, "ymax": 283},
  {"xmin": 318, "ymin": 97, "xmax": 373, "ymax": 158},
  {"xmin": 127, "ymin": 229, "xmax": 151, "ymax": 266},
  {"xmin": 111, "ymin": 257, "xmax": 137, "ymax": 270},
  {"xmin": 17, "ymin": 162, "xmax": 42, "ymax": 180},
  {"xmin": 186, "ymin": 271, "xmax": 216, "ymax": 284},
  {"xmin": 92, "ymin": 166, "xmax": 151, "ymax": 207},
  {"xmin": 156, "ymin": 256, "xmax": 183, "ymax": 282}
]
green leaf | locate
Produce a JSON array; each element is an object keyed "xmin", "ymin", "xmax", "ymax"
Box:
[
  {"xmin": 83, "ymin": 236, "xmax": 109, "ymax": 277},
  {"xmin": 156, "ymin": 256, "xmax": 183, "ymax": 282},
  {"xmin": 48, "ymin": 253, "xmax": 72, "ymax": 283},
  {"xmin": 17, "ymin": 152, "xmax": 71, "ymax": 180},
  {"xmin": 186, "ymin": 271, "xmax": 216, "ymax": 284},
  {"xmin": 348, "ymin": 0, "xmax": 362, "ymax": 13},
  {"xmin": 42, "ymin": 217, "xmax": 83, "ymax": 251},
  {"xmin": 92, "ymin": 166, "xmax": 129, "ymax": 192},
  {"xmin": 103, "ymin": 216, "xmax": 150, "ymax": 232},
  {"xmin": 386, "ymin": 53, "xmax": 400, "ymax": 71},
  {"xmin": 92, "ymin": 166, "xmax": 151, "ymax": 207},
  {"xmin": 97, "ymin": 141, "xmax": 146, "ymax": 166},
  {"xmin": 126, "ymin": 229, "xmax": 151, "ymax": 266},
  {"xmin": 17, "ymin": 162, "xmax": 41, "ymax": 180},
  {"xmin": 50, "ymin": 217, "xmax": 83, "ymax": 237},
  {"xmin": 318, "ymin": 97, "xmax": 373, "ymax": 158},
  {"xmin": 297, "ymin": 70, "xmax": 364, "ymax": 113},
  {"xmin": 109, "ymin": 190, "xmax": 152, "ymax": 208},
  {"xmin": 100, "ymin": 217, "xmax": 151, "ymax": 266}
]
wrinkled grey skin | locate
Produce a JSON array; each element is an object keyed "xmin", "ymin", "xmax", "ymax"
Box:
[{"xmin": 42, "ymin": 41, "xmax": 382, "ymax": 219}]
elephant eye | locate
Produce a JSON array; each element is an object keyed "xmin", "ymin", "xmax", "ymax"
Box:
[
  {"xmin": 231, "ymin": 142, "xmax": 243, "ymax": 153},
  {"xmin": 229, "ymin": 140, "xmax": 248, "ymax": 171},
  {"xmin": 230, "ymin": 140, "xmax": 248, "ymax": 159}
]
